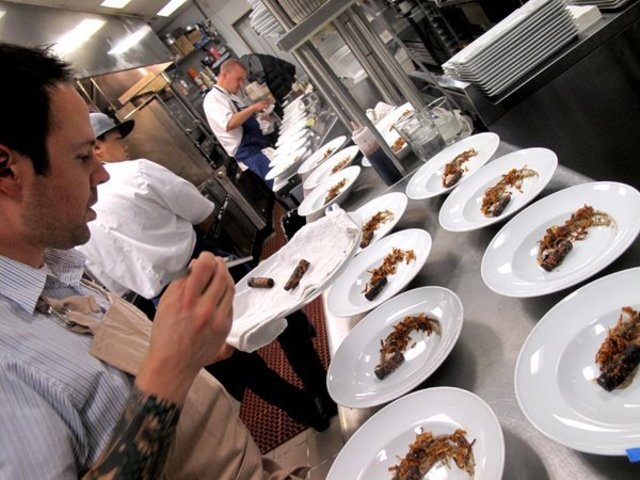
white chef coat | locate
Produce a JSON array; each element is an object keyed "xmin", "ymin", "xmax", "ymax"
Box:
[
  {"xmin": 76, "ymin": 159, "xmax": 214, "ymax": 299},
  {"xmin": 203, "ymin": 85, "xmax": 245, "ymax": 157}
]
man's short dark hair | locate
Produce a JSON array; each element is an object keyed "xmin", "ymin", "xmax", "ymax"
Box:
[{"xmin": 0, "ymin": 43, "xmax": 75, "ymax": 175}]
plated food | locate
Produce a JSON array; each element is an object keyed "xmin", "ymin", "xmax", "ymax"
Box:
[
  {"xmin": 391, "ymin": 137, "xmax": 406, "ymax": 153},
  {"xmin": 481, "ymin": 181, "xmax": 640, "ymax": 298},
  {"xmin": 326, "ymin": 387, "xmax": 504, "ymax": 479},
  {"xmin": 302, "ymin": 145, "xmax": 360, "ymax": 191},
  {"xmin": 442, "ymin": 147, "xmax": 478, "ymax": 188},
  {"xmin": 375, "ymin": 313, "xmax": 441, "ymax": 380},
  {"xmin": 481, "ymin": 165, "xmax": 538, "ymax": 217},
  {"xmin": 297, "ymin": 135, "xmax": 348, "ymax": 177},
  {"xmin": 283, "ymin": 259, "xmax": 310, "ymax": 291},
  {"xmin": 439, "ymin": 148, "xmax": 557, "ymax": 232},
  {"xmin": 390, "ymin": 428, "xmax": 475, "ymax": 480},
  {"xmin": 406, "ymin": 132, "xmax": 500, "ymax": 200},
  {"xmin": 363, "ymin": 248, "xmax": 416, "ymax": 301},
  {"xmin": 515, "ymin": 267, "xmax": 640, "ymax": 455},
  {"xmin": 537, "ymin": 205, "xmax": 616, "ymax": 272},
  {"xmin": 247, "ymin": 277, "xmax": 274, "ymax": 288},
  {"xmin": 327, "ymin": 229, "xmax": 431, "ymax": 317},
  {"xmin": 360, "ymin": 209, "xmax": 394, "ymax": 249},
  {"xmin": 330, "ymin": 156, "xmax": 352, "ymax": 174},
  {"xmin": 297, "ymin": 166, "xmax": 361, "ymax": 218},
  {"xmin": 595, "ymin": 306, "xmax": 640, "ymax": 392}
]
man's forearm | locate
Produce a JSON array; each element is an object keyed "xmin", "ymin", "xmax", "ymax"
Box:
[
  {"xmin": 83, "ymin": 386, "xmax": 181, "ymax": 480},
  {"xmin": 226, "ymin": 107, "xmax": 256, "ymax": 131}
]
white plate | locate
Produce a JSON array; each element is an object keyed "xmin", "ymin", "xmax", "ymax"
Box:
[
  {"xmin": 265, "ymin": 146, "xmax": 308, "ymax": 181},
  {"xmin": 353, "ymin": 191, "xmax": 408, "ymax": 253},
  {"xmin": 515, "ymin": 267, "xmax": 640, "ymax": 455},
  {"xmin": 406, "ymin": 132, "xmax": 500, "ymax": 200},
  {"xmin": 271, "ymin": 136, "xmax": 310, "ymax": 166},
  {"xmin": 297, "ymin": 166, "xmax": 361, "ymax": 217},
  {"xmin": 375, "ymin": 102, "xmax": 415, "ymax": 158},
  {"xmin": 481, "ymin": 181, "xmax": 640, "ymax": 298},
  {"xmin": 328, "ymin": 287, "xmax": 464, "ymax": 408},
  {"xmin": 327, "ymin": 387, "xmax": 505, "ymax": 480},
  {"xmin": 275, "ymin": 126, "xmax": 309, "ymax": 148},
  {"xmin": 327, "ymin": 229, "xmax": 432, "ymax": 317},
  {"xmin": 439, "ymin": 148, "xmax": 558, "ymax": 232},
  {"xmin": 297, "ymin": 135, "xmax": 348, "ymax": 177},
  {"xmin": 302, "ymin": 145, "xmax": 360, "ymax": 191}
]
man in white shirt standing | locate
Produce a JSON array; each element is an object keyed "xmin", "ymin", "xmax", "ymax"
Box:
[
  {"xmin": 76, "ymin": 113, "xmax": 215, "ymax": 299},
  {"xmin": 203, "ymin": 58, "xmax": 274, "ymax": 187}
]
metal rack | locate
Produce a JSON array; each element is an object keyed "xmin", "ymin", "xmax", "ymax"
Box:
[{"xmin": 259, "ymin": 0, "xmax": 430, "ymax": 174}]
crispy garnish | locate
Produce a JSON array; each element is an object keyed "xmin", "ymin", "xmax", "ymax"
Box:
[
  {"xmin": 330, "ymin": 156, "xmax": 352, "ymax": 174},
  {"xmin": 596, "ymin": 306, "xmax": 640, "ymax": 391},
  {"xmin": 389, "ymin": 429, "xmax": 476, "ymax": 480},
  {"xmin": 537, "ymin": 205, "xmax": 616, "ymax": 271},
  {"xmin": 321, "ymin": 147, "xmax": 335, "ymax": 162},
  {"xmin": 324, "ymin": 178, "xmax": 347, "ymax": 204},
  {"xmin": 481, "ymin": 166, "xmax": 538, "ymax": 217},
  {"xmin": 360, "ymin": 209, "xmax": 395, "ymax": 248},
  {"xmin": 442, "ymin": 148, "xmax": 478, "ymax": 188},
  {"xmin": 375, "ymin": 313, "xmax": 441, "ymax": 379},
  {"xmin": 363, "ymin": 248, "xmax": 415, "ymax": 296}
]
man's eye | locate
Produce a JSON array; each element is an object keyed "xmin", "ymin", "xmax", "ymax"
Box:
[{"xmin": 78, "ymin": 154, "xmax": 91, "ymax": 163}]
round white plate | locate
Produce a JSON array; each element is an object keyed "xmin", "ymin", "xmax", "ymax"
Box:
[
  {"xmin": 481, "ymin": 181, "xmax": 640, "ymax": 298},
  {"xmin": 298, "ymin": 135, "xmax": 349, "ymax": 177},
  {"xmin": 515, "ymin": 267, "xmax": 640, "ymax": 455},
  {"xmin": 271, "ymin": 136, "xmax": 310, "ymax": 166},
  {"xmin": 375, "ymin": 102, "xmax": 415, "ymax": 159},
  {"xmin": 353, "ymin": 191, "xmax": 408, "ymax": 253},
  {"xmin": 265, "ymin": 146, "xmax": 308, "ymax": 181},
  {"xmin": 297, "ymin": 166, "xmax": 361, "ymax": 217},
  {"xmin": 405, "ymin": 132, "xmax": 500, "ymax": 200},
  {"xmin": 328, "ymin": 287, "xmax": 464, "ymax": 408},
  {"xmin": 327, "ymin": 387, "xmax": 505, "ymax": 480},
  {"xmin": 303, "ymin": 145, "xmax": 360, "ymax": 191},
  {"xmin": 439, "ymin": 147, "xmax": 558, "ymax": 232},
  {"xmin": 275, "ymin": 125, "xmax": 309, "ymax": 148},
  {"xmin": 327, "ymin": 228, "xmax": 432, "ymax": 317}
]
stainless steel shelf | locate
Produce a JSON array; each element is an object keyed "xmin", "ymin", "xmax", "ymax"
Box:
[{"xmin": 276, "ymin": 0, "xmax": 357, "ymax": 51}]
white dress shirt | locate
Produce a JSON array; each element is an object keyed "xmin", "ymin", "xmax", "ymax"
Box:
[
  {"xmin": 203, "ymin": 86, "xmax": 245, "ymax": 157},
  {"xmin": 76, "ymin": 159, "xmax": 214, "ymax": 299}
]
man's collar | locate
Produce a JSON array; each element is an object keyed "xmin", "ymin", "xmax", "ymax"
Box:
[{"xmin": 0, "ymin": 249, "xmax": 86, "ymax": 314}]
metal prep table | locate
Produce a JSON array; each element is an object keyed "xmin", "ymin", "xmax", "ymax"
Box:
[{"xmin": 321, "ymin": 142, "xmax": 640, "ymax": 479}]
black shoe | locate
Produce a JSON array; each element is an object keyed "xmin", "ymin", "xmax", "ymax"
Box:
[
  {"xmin": 287, "ymin": 396, "xmax": 331, "ymax": 432},
  {"xmin": 312, "ymin": 394, "xmax": 338, "ymax": 421}
]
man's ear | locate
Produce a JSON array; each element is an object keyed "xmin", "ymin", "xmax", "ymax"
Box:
[
  {"xmin": 93, "ymin": 140, "xmax": 106, "ymax": 162},
  {"xmin": 0, "ymin": 145, "xmax": 25, "ymax": 197}
]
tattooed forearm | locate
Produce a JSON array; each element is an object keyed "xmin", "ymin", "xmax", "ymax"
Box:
[{"xmin": 83, "ymin": 387, "xmax": 181, "ymax": 480}]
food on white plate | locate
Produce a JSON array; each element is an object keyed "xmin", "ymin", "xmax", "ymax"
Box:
[
  {"xmin": 325, "ymin": 178, "xmax": 347, "ymax": 204},
  {"xmin": 391, "ymin": 137, "xmax": 406, "ymax": 153},
  {"xmin": 284, "ymin": 259, "xmax": 310, "ymax": 291},
  {"xmin": 360, "ymin": 209, "xmax": 395, "ymax": 249},
  {"xmin": 389, "ymin": 428, "xmax": 476, "ymax": 480},
  {"xmin": 595, "ymin": 306, "xmax": 640, "ymax": 392},
  {"xmin": 330, "ymin": 156, "xmax": 352, "ymax": 174},
  {"xmin": 321, "ymin": 147, "xmax": 335, "ymax": 162},
  {"xmin": 537, "ymin": 205, "xmax": 616, "ymax": 272},
  {"xmin": 442, "ymin": 148, "xmax": 478, "ymax": 188},
  {"xmin": 374, "ymin": 313, "xmax": 441, "ymax": 380},
  {"xmin": 363, "ymin": 248, "xmax": 416, "ymax": 301},
  {"xmin": 247, "ymin": 277, "xmax": 274, "ymax": 288},
  {"xmin": 481, "ymin": 166, "xmax": 538, "ymax": 217}
]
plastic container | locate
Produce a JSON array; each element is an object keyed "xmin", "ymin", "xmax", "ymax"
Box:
[{"xmin": 352, "ymin": 124, "xmax": 403, "ymax": 186}]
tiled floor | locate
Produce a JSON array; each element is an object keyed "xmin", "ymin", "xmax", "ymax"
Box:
[{"xmin": 266, "ymin": 416, "xmax": 344, "ymax": 479}]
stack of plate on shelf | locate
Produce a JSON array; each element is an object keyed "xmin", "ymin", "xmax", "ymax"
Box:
[
  {"xmin": 277, "ymin": 0, "xmax": 327, "ymax": 23},
  {"xmin": 247, "ymin": 0, "xmax": 284, "ymax": 38},
  {"xmin": 442, "ymin": 0, "xmax": 578, "ymax": 97},
  {"xmin": 567, "ymin": 0, "xmax": 635, "ymax": 10}
]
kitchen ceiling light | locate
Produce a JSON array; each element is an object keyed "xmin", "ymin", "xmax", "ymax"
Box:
[
  {"xmin": 0, "ymin": 10, "xmax": 5, "ymax": 19},
  {"xmin": 108, "ymin": 26, "xmax": 151, "ymax": 54},
  {"xmin": 156, "ymin": 0, "xmax": 189, "ymax": 17},
  {"xmin": 100, "ymin": 0, "xmax": 132, "ymax": 8},
  {"xmin": 53, "ymin": 18, "xmax": 106, "ymax": 57}
]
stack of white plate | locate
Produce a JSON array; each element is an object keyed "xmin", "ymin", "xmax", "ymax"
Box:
[
  {"xmin": 443, "ymin": 0, "xmax": 578, "ymax": 97},
  {"xmin": 247, "ymin": 0, "xmax": 284, "ymax": 38},
  {"xmin": 567, "ymin": 0, "xmax": 634, "ymax": 10},
  {"xmin": 278, "ymin": 0, "xmax": 327, "ymax": 23}
]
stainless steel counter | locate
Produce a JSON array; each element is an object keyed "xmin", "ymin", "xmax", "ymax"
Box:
[{"xmin": 321, "ymin": 143, "xmax": 640, "ymax": 479}]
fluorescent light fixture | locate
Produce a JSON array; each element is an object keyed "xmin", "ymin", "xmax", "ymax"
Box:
[
  {"xmin": 157, "ymin": 0, "xmax": 189, "ymax": 17},
  {"xmin": 53, "ymin": 19, "xmax": 106, "ymax": 57},
  {"xmin": 109, "ymin": 26, "xmax": 151, "ymax": 54},
  {"xmin": 100, "ymin": 0, "xmax": 133, "ymax": 8},
  {"xmin": 0, "ymin": 10, "xmax": 5, "ymax": 19}
]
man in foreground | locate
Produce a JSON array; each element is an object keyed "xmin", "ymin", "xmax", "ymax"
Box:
[{"xmin": 0, "ymin": 43, "xmax": 307, "ymax": 479}]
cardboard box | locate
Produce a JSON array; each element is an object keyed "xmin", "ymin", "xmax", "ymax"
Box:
[
  {"xmin": 174, "ymin": 34, "xmax": 195, "ymax": 56},
  {"xmin": 186, "ymin": 29, "xmax": 203, "ymax": 44}
]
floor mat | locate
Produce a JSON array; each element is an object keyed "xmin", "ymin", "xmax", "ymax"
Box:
[{"xmin": 239, "ymin": 204, "xmax": 331, "ymax": 453}]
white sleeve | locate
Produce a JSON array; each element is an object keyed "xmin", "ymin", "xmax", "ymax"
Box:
[
  {"xmin": 203, "ymin": 89, "xmax": 235, "ymax": 131},
  {"xmin": 137, "ymin": 160, "xmax": 215, "ymax": 224}
]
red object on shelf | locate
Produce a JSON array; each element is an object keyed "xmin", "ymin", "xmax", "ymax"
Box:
[
  {"xmin": 186, "ymin": 68, "xmax": 199, "ymax": 80},
  {"xmin": 209, "ymin": 46, "xmax": 221, "ymax": 60}
]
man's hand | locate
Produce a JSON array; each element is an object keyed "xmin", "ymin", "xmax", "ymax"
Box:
[
  {"xmin": 251, "ymin": 99, "xmax": 272, "ymax": 113},
  {"xmin": 136, "ymin": 252, "xmax": 235, "ymax": 404}
]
